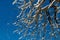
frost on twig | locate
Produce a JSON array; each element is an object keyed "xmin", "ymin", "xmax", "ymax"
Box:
[{"xmin": 12, "ymin": 0, "xmax": 60, "ymax": 40}]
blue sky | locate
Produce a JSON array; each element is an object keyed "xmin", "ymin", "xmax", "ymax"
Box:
[
  {"xmin": 0, "ymin": 0, "xmax": 19, "ymax": 40},
  {"xmin": 0, "ymin": 0, "xmax": 60, "ymax": 40}
]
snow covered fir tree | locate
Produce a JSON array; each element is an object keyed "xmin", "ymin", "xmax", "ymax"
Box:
[{"xmin": 12, "ymin": 0, "xmax": 60, "ymax": 40}]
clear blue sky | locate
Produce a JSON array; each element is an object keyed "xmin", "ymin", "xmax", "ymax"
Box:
[
  {"xmin": 0, "ymin": 0, "xmax": 19, "ymax": 40},
  {"xmin": 0, "ymin": 0, "xmax": 60, "ymax": 40}
]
